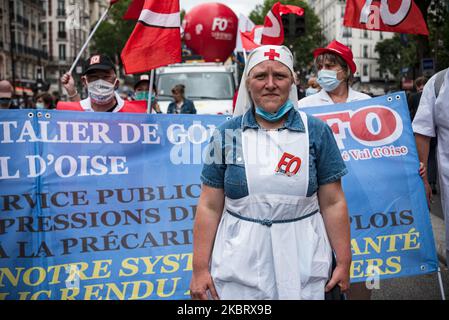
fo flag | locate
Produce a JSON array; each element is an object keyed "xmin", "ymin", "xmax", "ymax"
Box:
[
  {"xmin": 121, "ymin": 0, "xmax": 181, "ymax": 74},
  {"xmin": 240, "ymin": 2, "xmax": 304, "ymax": 51},
  {"xmin": 343, "ymin": 0, "xmax": 429, "ymax": 36}
]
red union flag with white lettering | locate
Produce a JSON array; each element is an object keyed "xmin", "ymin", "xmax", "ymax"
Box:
[
  {"xmin": 343, "ymin": 0, "xmax": 429, "ymax": 35},
  {"xmin": 121, "ymin": 0, "xmax": 181, "ymax": 74}
]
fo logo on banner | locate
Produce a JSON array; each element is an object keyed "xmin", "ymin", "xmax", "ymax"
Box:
[{"xmin": 275, "ymin": 152, "xmax": 301, "ymax": 177}]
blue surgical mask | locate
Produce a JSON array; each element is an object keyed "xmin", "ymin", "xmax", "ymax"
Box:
[
  {"xmin": 36, "ymin": 102, "xmax": 45, "ymax": 109},
  {"xmin": 255, "ymin": 100, "xmax": 294, "ymax": 123},
  {"xmin": 317, "ymin": 69, "xmax": 342, "ymax": 92},
  {"xmin": 305, "ymin": 87, "xmax": 319, "ymax": 96}
]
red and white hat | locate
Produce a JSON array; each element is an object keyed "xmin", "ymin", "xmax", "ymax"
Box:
[{"xmin": 234, "ymin": 45, "xmax": 298, "ymax": 117}]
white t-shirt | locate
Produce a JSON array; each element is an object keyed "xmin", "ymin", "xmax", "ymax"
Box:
[
  {"xmin": 298, "ymin": 87, "xmax": 371, "ymax": 108},
  {"xmin": 412, "ymin": 73, "xmax": 438, "ymax": 137}
]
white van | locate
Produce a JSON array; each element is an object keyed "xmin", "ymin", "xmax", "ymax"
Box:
[{"xmin": 156, "ymin": 62, "xmax": 237, "ymax": 115}]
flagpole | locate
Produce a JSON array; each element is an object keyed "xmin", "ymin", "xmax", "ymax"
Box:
[
  {"xmin": 68, "ymin": 5, "xmax": 112, "ymax": 74},
  {"xmin": 147, "ymin": 69, "xmax": 155, "ymax": 114}
]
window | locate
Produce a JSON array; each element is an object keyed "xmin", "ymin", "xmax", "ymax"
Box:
[
  {"xmin": 58, "ymin": 21, "xmax": 66, "ymax": 38},
  {"xmin": 58, "ymin": 21, "xmax": 65, "ymax": 32},
  {"xmin": 57, "ymin": 0, "xmax": 65, "ymax": 16},
  {"xmin": 342, "ymin": 27, "xmax": 352, "ymax": 38},
  {"xmin": 21, "ymin": 63, "xmax": 26, "ymax": 78},
  {"xmin": 363, "ymin": 29, "xmax": 368, "ymax": 39},
  {"xmin": 157, "ymin": 72, "xmax": 235, "ymax": 100},
  {"xmin": 59, "ymin": 44, "xmax": 66, "ymax": 60},
  {"xmin": 363, "ymin": 64, "xmax": 369, "ymax": 76},
  {"xmin": 363, "ymin": 45, "xmax": 368, "ymax": 58}
]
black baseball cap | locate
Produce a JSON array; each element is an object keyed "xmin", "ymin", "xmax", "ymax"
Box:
[{"xmin": 83, "ymin": 54, "xmax": 116, "ymax": 75}]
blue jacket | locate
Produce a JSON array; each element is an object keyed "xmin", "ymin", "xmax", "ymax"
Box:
[{"xmin": 167, "ymin": 98, "xmax": 197, "ymax": 114}]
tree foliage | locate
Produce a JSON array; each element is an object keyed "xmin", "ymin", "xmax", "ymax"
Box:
[
  {"xmin": 90, "ymin": 0, "xmax": 135, "ymax": 75},
  {"xmin": 249, "ymin": 0, "xmax": 324, "ymax": 76},
  {"xmin": 375, "ymin": 0, "xmax": 449, "ymax": 80},
  {"xmin": 375, "ymin": 35, "xmax": 418, "ymax": 80}
]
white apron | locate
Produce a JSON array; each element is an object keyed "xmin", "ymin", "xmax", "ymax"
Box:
[{"xmin": 210, "ymin": 111, "xmax": 333, "ymax": 300}]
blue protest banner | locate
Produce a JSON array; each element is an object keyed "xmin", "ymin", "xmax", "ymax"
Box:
[
  {"xmin": 0, "ymin": 109, "xmax": 228, "ymax": 300},
  {"xmin": 0, "ymin": 92, "xmax": 439, "ymax": 299},
  {"xmin": 302, "ymin": 92, "xmax": 439, "ymax": 284}
]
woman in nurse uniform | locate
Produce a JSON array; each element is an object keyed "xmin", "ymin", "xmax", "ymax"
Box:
[{"xmin": 190, "ymin": 45, "xmax": 351, "ymax": 300}]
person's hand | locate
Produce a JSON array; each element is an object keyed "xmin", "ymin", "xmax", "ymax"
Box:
[
  {"xmin": 325, "ymin": 264, "xmax": 350, "ymax": 294},
  {"xmin": 190, "ymin": 270, "xmax": 219, "ymax": 300},
  {"xmin": 418, "ymin": 163, "xmax": 432, "ymax": 208},
  {"xmin": 424, "ymin": 180, "xmax": 433, "ymax": 209},
  {"xmin": 60, "ymin": 73, "xmax": 77, "ymax": 96},
  {"xmin": 418, "ymin": 162, "xmax": 426, "ymax": 179},
  {"xmin": 153, "ymin": 102, "xmax": 162, "ymax": 113}
]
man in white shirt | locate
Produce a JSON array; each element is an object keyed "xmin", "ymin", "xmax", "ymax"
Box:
[{"xmin": 412, "ymin": 68, "xmax": 449, "ymax": 266}]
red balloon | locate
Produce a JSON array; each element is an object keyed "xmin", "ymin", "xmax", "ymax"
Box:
[{"xmin": 183, "ymin": 3, "xmax": 238, "ymax": 62}]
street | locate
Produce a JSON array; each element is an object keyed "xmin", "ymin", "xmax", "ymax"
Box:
[{"xmin": 372, "ymin": 190, "xmax": 448, "ymax": 300}]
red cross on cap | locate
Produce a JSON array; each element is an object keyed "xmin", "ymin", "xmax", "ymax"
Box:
[{"xmin": 264, "ymin": 49, "xmax": 280, "ymax": 61}]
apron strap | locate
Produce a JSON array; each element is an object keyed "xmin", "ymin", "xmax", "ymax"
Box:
[{"xmin": 226, "ymin": 208, "xmax": 319, "ymax": 227}]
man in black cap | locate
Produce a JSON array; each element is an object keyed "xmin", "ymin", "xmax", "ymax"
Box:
[{"xmin": 58, "ymin": 54, "xmax": 146, "ymax": 113}]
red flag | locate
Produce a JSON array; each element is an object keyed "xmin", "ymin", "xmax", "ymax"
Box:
[
  {"xmin": 239, "ymin": 2, "xmax": 304, "ymax": 51},
  {"xmin": 123, "ymin": 0, "xmax": 145, "ymax": 20},
  {"xmin": 261, "ymin": 2, "xmax": 304, "ymax": 45},
  {"xmin": 343, "ymin": 0, "xmax": 429, "ymax": 36},
  {"xmin": 121, "ymin": 0, "xmax": 181, "ymax": 74},
  {"xmin": 240, "ymin": 26, "xmax": 263, "ymax": 51}
]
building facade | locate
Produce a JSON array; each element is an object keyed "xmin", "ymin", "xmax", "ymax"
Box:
[
  {"xmin": 307, "ymin": 0, "xmax": 394, "ymax": 85},
  {"xmin": 0, "ymin": 0, "xmax": 48, "ymax": 98},
  {"xmin": 1, "ymin": 0, "xmax": 131, "ymax": 98},
  {"xmin": 42, "ymin": 0, "xmax": 92, "ymax": 95}
]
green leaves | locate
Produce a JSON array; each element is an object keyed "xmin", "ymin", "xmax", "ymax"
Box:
[
  {"xmin": 90, "ymin": 0, "xmax": 135, "ymax": 71},
  {"xmin": 375, "ymin": 0, "xmax": 449, "ymax": 79}
]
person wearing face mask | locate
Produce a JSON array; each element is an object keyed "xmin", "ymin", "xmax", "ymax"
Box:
[
  {"xmin": 190, "ymin": 45, "xmax": 351, "ymax": 300},
  {"xmin": 35, "ymin": 92, "xmax": 55, "ymax": 110},
  {"xmin": 0, "ymin": 80, "xmax": 15, "ymax": 109},
  {"xmin": 298, "ymin": 40, "xmax": 430, "ymax": 300},
  {"xmin": 305, "ymin": 77, "xmax": 321, "ymax": 97},
  {"xmin": 298, "ymin": 40, "xmax": 370, "ymax": 108},
  {"xmin": 57, "ymin": 54, "xmax": 146, "ymax": 113},
  {"xmin": 299, "ymin": 40, "xmax": 372, "ymax": 300},
  {"xmin": 133, "ymin": 74, "xmax": 162, "ymax": 113}
]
